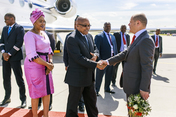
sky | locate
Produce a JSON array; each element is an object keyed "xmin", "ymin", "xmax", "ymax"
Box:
[{"xmin": 53, "ymin": 0, "xmax": 176, "ymax": 29}]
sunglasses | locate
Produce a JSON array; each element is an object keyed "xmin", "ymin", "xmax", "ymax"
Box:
[{"xmin": 78, "ymin": 24, "xmax": 91, "ymax": 27}]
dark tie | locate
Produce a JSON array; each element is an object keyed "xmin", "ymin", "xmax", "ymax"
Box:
[
  {"xmin": 122, "ymin": 33, "xmax": 126, "ymax": 44},
  {"xmin": 155, "ymin": 36, "xmax": 158, "ymax": 47},
  {"xmin": 131, "ymin": 35, "xmax": 136, "ymax": 44},
  {"xmin": 8, "ymin": 26, "xmax": 12, "ymax": 35},
  {"xmin": 84, "ymin": 36, "xmax": 89, "ymax": 48},
  {"xmin": 107, "ymin": 33, "xmax": 113, "ymax": 45}
]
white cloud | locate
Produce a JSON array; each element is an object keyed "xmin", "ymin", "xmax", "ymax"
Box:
[
  {"xmin": 120, "ymin": 3, "xmax": 138, "ymax": 10},
  {"xmin": 151, "ymin": 4, "xmax": 156, "ymax": 7}
]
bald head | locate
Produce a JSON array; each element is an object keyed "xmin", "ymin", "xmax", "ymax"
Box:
[
  {"xmin": 76, "ymin": 17, "xmax": 90, "ymax": 35},
  {"xmin": 132, "ymin": 13, "xmax": 147, "ymax": 27}
]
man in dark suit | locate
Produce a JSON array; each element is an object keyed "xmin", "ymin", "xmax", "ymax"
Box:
[
  {"xmin": 151, "ymin": 29, "xmax": 163, "ymax": 74},
  {"xmin": 94, "ymin": 22, "xmax": 118, "ymax": 96},
  {"xmin": 0, "ymin": 13, "xmax": 26, "ymax": 108},
  {"xmin": 63, "ymin": 15, "xmax": 85, "ymax": 112},
  {"xmin": 101, "ymin": 13, "xmax": 155, "ymax": 102},
  {"xmin": 113, "ymin": 25, "xmax": 130, "ymax": 87},
  {"xmin": 65, "ymin": 17, "xmax": 102, "ymax": 117}
]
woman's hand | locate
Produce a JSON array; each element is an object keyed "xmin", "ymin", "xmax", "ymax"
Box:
[{"xmin": 46, "ymin": 62, "xmax": 54, "ymax": 71}]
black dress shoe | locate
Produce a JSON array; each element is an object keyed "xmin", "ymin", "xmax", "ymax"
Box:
[
  {"xmin": 21, "ymin": 100, "xmax": 26, "ymax": 108},
  {"xmin": 79, "ymin": 106, "xmax": 85, "ymax": 112},
  {"xmin": 49, "ymin": 104, "xmax": 52, "ymax": 111},
  {"xmin": 0, "ymin": 99, "xmax": 11, "ymax": 106},
  {"xmin": 105, "ymin": 90, "xmax": 115, "ymax": 94}
]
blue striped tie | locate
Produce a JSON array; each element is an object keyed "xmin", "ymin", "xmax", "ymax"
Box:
[{"xmin": 8, "ymin": 26, "xmax": 12, "ymax": 35}]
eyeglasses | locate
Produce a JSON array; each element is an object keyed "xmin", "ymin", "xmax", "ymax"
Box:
[{"xmin": 78, "ymin": 24, "xmax": 91, "ymax": 27}]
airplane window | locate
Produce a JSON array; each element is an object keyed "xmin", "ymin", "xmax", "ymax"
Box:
[
  {"xmin": 9, "ymin": 0, "xmax": 14, "ymax": 4},
  {"xmin": 19, "ymin": 0, "xmax": 25, "ymax": 7},
  {"xmin": 28, "ymin": 2, "xmax": 33, "ymax": 8}
]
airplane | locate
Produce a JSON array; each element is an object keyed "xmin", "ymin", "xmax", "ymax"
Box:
[{"xmin": 0, "ymin": 0, "xmax": 76, "ymax": 34}]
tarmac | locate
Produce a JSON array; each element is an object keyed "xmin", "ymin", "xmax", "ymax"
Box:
[{"xmin": 0, "ymin": 35, "xmax": 176, "ymax": 117}]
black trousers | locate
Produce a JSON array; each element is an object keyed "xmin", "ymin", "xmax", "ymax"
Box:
[
  {"xmin": 66, "ymin": 83, "xmax": 98, "ymax": 117},
  {"xmin": 2, "ymin": 60, "xmax": 26, "ymax": 101},
  {"xmin": 111, "ymin": 61, "xmax": 125, "ymax": 85},
  {"xmin": 95, "ymin": 65, "xmax": 113, "ymax": 93},
  {"xmin": 153, "ymin": 48, "xmax": 159, "ymax": 72}
]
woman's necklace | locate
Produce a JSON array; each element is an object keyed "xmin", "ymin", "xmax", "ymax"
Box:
[{"xmin": 32, "ymin": 28, "xmax": 45, "ymax": 38}]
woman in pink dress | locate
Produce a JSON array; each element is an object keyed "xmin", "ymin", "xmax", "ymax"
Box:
[{"xmin": 24, "ymin": 9, "xmax": 54, "ymax": 117}]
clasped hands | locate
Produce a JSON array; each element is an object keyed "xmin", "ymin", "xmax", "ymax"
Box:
[
  {"xmin": 2, "ymin": 53, "xmax": 10, "ymax": 61},
  {"xmin": 96, "ymin": 60, "xmax": 108, "ymax": 70},
  {"xmin": 46, "ymin": 62, "xmax": 54, "ymax": 75}
]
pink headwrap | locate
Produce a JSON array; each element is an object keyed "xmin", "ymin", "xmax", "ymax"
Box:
[{"xmin": 30, "ymin": 8, "xmax": 45, "ymax": 24}]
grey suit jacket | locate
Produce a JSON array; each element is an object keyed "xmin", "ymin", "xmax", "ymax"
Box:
[
  {"xmin": 107, "ymin": 31, "xmax": 155, "ymax": 95},
  {"xmin": 64, "ymin": 29, "xmax": 99, "ymax": 87},
  {"xmin": 151, "ymin": 35, "xmax": 163, "ymax": 53}
]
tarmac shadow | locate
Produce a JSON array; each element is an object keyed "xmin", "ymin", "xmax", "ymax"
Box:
[
  {"xmin": 111, "ymin": 86, "xmax": 127, "ymax": 101},
  {"xmin": 97, "ymin": 93, "xmax": 118, "ymax": 116},
  {"xmin": 152, "ymin": 74, "xmax": 169, "ymax": 83}
]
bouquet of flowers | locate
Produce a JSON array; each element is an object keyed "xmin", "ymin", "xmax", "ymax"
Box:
[{"xmin": 127, "ymin": 93, "xmax": 152, "ymax": 117}]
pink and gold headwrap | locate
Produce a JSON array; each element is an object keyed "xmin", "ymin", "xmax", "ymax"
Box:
[{"xmin": 30, "ymin": 8, "xmax": 45, "ymax": 24}]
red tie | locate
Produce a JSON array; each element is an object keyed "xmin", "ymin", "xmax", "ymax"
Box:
[
  {"xmin": 155, "ymin": 36, "xmax": 158, "ymax": 47},
  {"xmin": 122, "ymin": 34, "xmax": 126, "ymax": 45},
  {"xmin": 131, "ymin": 35, "xmax": 136, "ymax": 44},
  {"xmin": 107, "ymin": 33, "xmax": 113, "ymax": 45}
]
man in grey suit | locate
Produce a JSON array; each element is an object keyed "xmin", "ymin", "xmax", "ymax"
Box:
[
  {"xmin": 65, "ymin": 17, "xmax": 102, "ymax": 117},
  {"xmin": 100, "ymin": 13, "xmax": 155, "ymax": 102},
  {"xmin": 151, "ymin": 29, "xmax": 163, "ymax": 74},
  {"xmin": 94, "ymin": 22, "xmax": 118, "ymax": 96}
]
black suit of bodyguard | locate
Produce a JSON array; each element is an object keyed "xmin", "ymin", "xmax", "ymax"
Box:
[
  {"xmin": 0, "ymin": 14, "xmax": 26, "ymax": 107},
  {"xmin": 65, "ymin": 17, "xmax": 99, "ymax": 117}
]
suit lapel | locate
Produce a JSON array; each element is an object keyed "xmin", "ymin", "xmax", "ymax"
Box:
[
  {"xmin": 76, "ymin": 30, "xmax": 89, "ymax": 51},
  {"xmin": 125, "ymin": 31, "xmax": 147, "ymax": 60}
]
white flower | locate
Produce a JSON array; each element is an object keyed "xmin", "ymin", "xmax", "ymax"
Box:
[
  {"xmin": 128, "ymin": 97, "xmax": 132, "ymax": 103},
  {"xmin": 133, "ymin": 104, "xmax": 138, "ymax": 109},
  {"xmin": 134, "ymin": 96, "xmax": 139, "ymax": 102}
]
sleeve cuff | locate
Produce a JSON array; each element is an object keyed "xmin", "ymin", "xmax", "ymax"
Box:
[
  {"xmin": 8, "ymin": 52, "xmax": 11, "ymax": 56},
  {"xmin": 1, "ymin": 50, "xmax": 5, "ymax": 54},
  {"xmin": 106, "ymin": 60, "xmax": 110, "ymax": 65},
  {"xmin": 29, "ymin": 55, "xmax": 39, "ymax": 62}
]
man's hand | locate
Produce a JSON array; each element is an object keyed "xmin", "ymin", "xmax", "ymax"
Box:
[
  {"xmin": 2, "ymin": 53, "xmax": 10, "ymax": 61},
  {"xmin": 160, "ymin": 53, "xmax": 162, "ymax": 57},
  {"xmin": 96, "ymin": 60, "xmax": 107, "ymax": 70},
  {"xmin": 90, "ymin": 52, "xmax": 97, "ymax": 62},
  {"xmin": 65, "ymin": 66, "xmax": 68, "ymax": 71},
  {"xmin": 140, "ymin": 90, "xmax": 149, "ymax": 100}
]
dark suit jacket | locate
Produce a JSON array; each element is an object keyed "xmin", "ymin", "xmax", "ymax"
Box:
[
  {"xmin": 94, "ymin": 32, "xmax": 118, "ymax": 60},
  {"xmin": 64, "ymin": 29, "xmax": 99, "ymax": 87},
  {"xmin": 113, "ymin": 32, "xmax": 130, "ymax": 53},
  {"xmin": 0, "ymin": 23, "xmax": 24, "ymax": 61},
  {"xmin": 63, "ymin": 32, "xmax": 72, "ymax": 67},
  {"xmin": 151, "ymin": 35, "xmax": 162, "ymax": 53},
  {"xmin": 45, "ymin": 31, "xmax": 55, "ymax": 52},
  {"xmin": 107, "ymin": 31, "xmax": 155, "ymax": 95}
]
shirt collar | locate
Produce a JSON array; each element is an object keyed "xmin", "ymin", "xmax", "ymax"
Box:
[
  {"xmin": 134, "ymin": 29, "xmax": 146, "ymax": 39},
  {"xmin": 9, "ymin": 23, "xmax": 15, "ymax": 28}
]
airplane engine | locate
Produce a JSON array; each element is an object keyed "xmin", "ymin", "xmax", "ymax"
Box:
[{"xmin": 51, "ymin": 0, "xmax": 76, "ymax": 18}]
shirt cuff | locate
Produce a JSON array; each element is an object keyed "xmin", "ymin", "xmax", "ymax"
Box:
[
  {"xmin": 106, "ymin": 60, "xmax": 109, "ymax": 65},
  {"xmin": 1, "ymin": 50, "xmax": 5, "ymax": 54},
  {"xmin": 8, "ymin": 52, "xmax": 11, "ymax": 56}
]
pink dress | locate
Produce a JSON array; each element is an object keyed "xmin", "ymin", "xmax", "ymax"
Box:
[{"xmin": 24, "ymin": 31, "xmax": 54, "ymax": 99}]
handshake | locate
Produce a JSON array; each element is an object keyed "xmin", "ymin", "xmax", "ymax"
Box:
[{"xmin": 96, "ymin": 60, "xmax": 108, "ymax": 70}]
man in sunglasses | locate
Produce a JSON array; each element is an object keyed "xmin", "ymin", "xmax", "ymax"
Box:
[
  {"xmin": 94, "ymin": 22, "xmax": 118, "ymax": 96},
  {"xmin": 64, "ymin": 17, "xmax": 101, "ymax": 117},
  {"xmin": 63, "ymin": 15, "xmax": 85, "ymax": 112}
]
